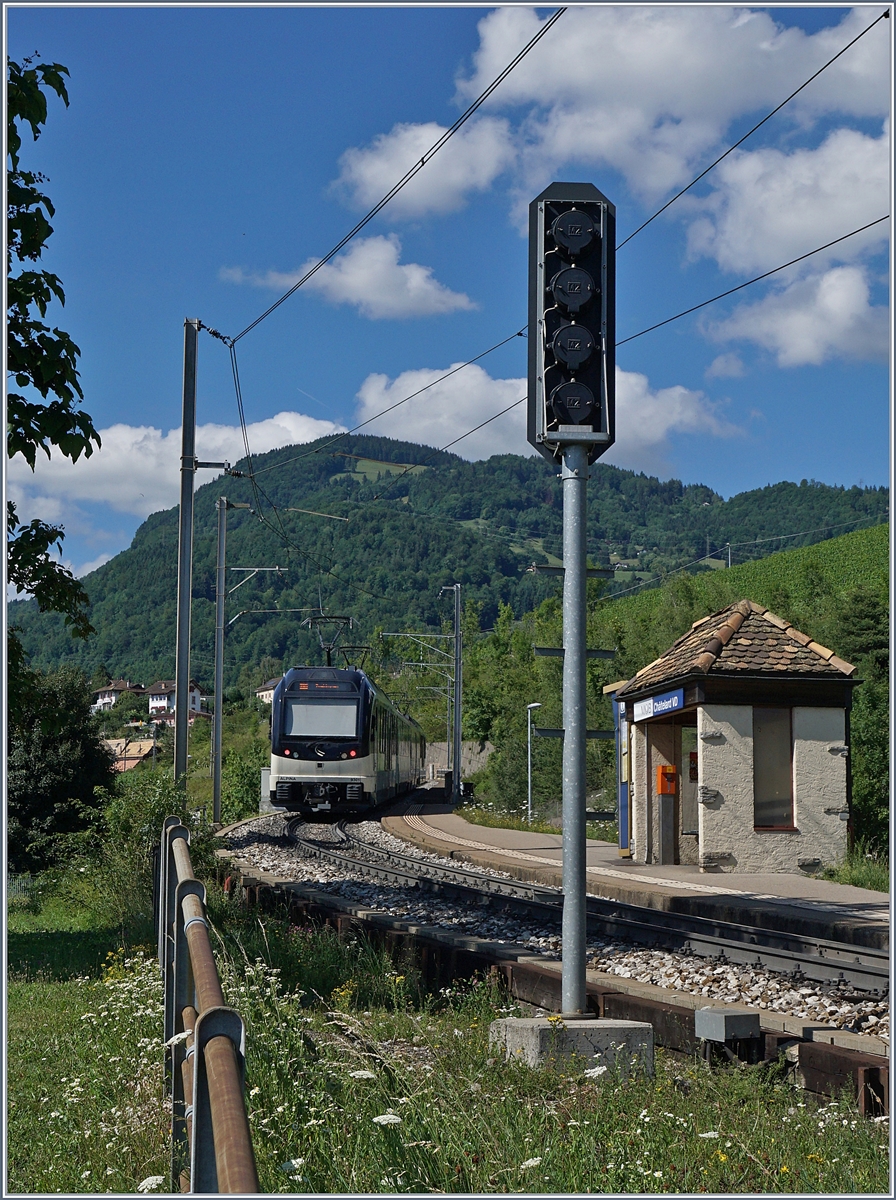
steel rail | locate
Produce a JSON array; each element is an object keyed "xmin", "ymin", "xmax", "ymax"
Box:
[{"xmin": 286, "ymin": 820, "xmax": 888, "ymax": 995}]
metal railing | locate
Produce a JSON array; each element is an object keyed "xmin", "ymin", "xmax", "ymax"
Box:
[{"xmin": 156, "ymin": 817, "xmax": 259, "ymax": 1193}]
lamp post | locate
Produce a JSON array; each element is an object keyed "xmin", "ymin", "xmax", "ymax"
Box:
[{"xmin": 527, "ymin": 703, "xmax": 542, "ymax": 823}]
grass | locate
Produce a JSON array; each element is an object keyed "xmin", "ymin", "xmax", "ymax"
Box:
[
  {"xmin": 6, "ymin": 880, "xmax": 889, "ymax": 1194},
  {"xmin": 817, "ymin": 843, "xmax": 889, "ymax": 893},
  {"xmin": 457, "ymin": 804, "xmax": 618, "ymax": 843}
]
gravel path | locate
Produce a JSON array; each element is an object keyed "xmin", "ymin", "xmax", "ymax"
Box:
[{"xmin": 223, "ymin": 816, "xmax": 889, "ymax": 1043}]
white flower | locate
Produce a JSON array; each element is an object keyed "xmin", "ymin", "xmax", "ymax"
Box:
[
  {"xmin": 519, "ymin": 1157, "xmax": 542, "ymax": 1170},
  {"xmin": 698, "ymin": 1131, "xmax": 720, "ymax": 1139},
  {"xmin": 583, "ymin": 1065, "xmax": 608, "ymax": 1078},
  {"xmin": 137, "ymin": 1176, "xmax": 165, "ymax": 1192},
  {"xmin": 349, "ymin": 1069, "xmax": 376, "ymax": 1079},
  {"xmin": 81, "ymin": 1171, "xmax": 91, "ymax": 1179},
  {"xmin": 372, "ymin": 1113, "xmax": 402, "ymax": 1125}
]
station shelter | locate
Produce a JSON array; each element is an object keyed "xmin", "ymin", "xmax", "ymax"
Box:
[{"xmin": 605, "ymin": 600, "xmax": 858, "ymax": 874}]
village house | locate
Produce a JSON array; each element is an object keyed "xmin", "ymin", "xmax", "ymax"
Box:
[
  {"xmin": 91, "ymin": 679, "xmax": 144, "ymax": 713},
  {"xmin": 146, "ymin": 679, "xmax": 205, "ymax": 717},
  {"xmin": 254, "ymin": 677, "xmax": 281, "ymax": 705}
]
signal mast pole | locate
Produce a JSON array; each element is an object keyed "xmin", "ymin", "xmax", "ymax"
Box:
[{"xmin": 528, "ymin": 183, "xmax": 616, "ymax": 1016}]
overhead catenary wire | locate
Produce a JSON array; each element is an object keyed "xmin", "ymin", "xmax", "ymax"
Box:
[
  {"xmin": 616, "ymin": 7, "xmax": 891, "ymax": 250},
  {"xmin": 224, "ymin": 8, "xmax": 566, "ymax": 345},
  {"xmin": 616, "ymin": 215, "xmax": 889, "ymax": 346},
  {"xmin": 247, "ymin": 327, "xmax": 526, "ymax": 479}
]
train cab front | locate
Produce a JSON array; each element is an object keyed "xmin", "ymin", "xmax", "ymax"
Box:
[{"xmin": 269, "ymin": 668, "xmax": 373, "ymax": 818}]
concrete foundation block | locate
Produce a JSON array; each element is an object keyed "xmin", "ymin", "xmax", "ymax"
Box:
[{"xmin": 489, "ymin": 1017, "xmax": 654, "ymax": 1077}]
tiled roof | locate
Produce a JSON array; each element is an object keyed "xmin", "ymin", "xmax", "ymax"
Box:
[
  {"xmin": 147, "ymin": 680, "xmax": 176, "ymax": 694},
  {"xmin": 615, "ymin": 599, "xmax": 855, "ymax": 697}
]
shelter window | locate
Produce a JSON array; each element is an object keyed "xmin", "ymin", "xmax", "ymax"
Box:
[{"xmin": 753, "ymin": 707, "xmax": 794, "ymax": 829}]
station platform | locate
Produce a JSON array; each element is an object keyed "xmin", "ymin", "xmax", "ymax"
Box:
[{"xmin": 382, "ymin": 795, "xmax": 889, "ymax": 951}]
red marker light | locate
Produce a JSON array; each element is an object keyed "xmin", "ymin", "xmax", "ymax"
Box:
[
  {"xmin": 349, "ymin": 749, "xmax": 357, "ymax": 758},
  {"xmin": 284, "ymin": 748, "xmax": 291, "ymax": 755}
]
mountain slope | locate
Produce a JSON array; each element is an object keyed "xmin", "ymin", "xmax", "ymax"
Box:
[{"xmin": 8, "ymin": 434, "xmax": 887, "ymax": 687}]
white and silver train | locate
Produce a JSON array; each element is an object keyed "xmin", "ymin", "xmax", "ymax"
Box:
[{"xmin": 269, "ymin": 666, "xmax": 425, "ymax": 819}]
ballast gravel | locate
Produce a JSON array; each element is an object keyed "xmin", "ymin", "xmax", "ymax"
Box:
[{"xmin": 224, "ymin": 816, "xmax": 889, "ymax": 1043}]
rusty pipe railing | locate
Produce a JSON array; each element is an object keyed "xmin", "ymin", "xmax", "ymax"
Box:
[{"xmin": 157, "ymin": 817, "xmax": 259, "ymax": 1193}]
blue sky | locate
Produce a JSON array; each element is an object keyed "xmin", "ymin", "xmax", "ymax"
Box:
[{"xmin": 6, "ymin": 4, "xmax": 891, "ymax": 582}]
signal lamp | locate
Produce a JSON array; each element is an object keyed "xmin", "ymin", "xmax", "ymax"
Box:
[
  {"xmin": 549, "ymin": 381, "xmax": 597, "ymax": 425},
  {"xmin": 552, "ymin": 323, "xmax": 595, "ymax": 370},
  {"xmin": 551, "ymin": 208, "xmax": 596, "ymax": 256},
  {"xmin": 549, "ymin": 266, "xmax": 596, "ymax": 314},
  {"xmin": 349, "ymin": 749, "xmax": 357, "ymax": 758}
]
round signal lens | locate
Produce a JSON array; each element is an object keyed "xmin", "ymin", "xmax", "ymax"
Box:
[
  {"xmin": 349, "ymin": 749, "xmax": 357, "ymax": 758},
  {"xmin": 551, "ymin": 209, "xmax": 596, "ymax": 257},
  {"xmin": 552, "ymin": 323, "xmax": 595, "ymax": 370},
  {"xmin": 549, "ymin": 382, "xmax": 598, "ymax": 426},
  {"xmin": 549, "ymin": 267, "xmax": 595, "ymax": 314},
  {"xmin": 284, "ymin": 748, "xmax": 291, "ymax": 755}
]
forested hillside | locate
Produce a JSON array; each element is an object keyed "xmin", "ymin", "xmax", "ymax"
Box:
[{"xmin": 8, "ymin": 434, "xmax": 887, "ymax": 690}]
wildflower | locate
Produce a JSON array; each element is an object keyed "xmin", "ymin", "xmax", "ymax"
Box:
[
  {"xmin": 137, "ymin": 1177, "xmax": 165, "ymax": 1193},
  {"xmin": 807, "ymin": 1154, "xmax": 824, "ymax": 1164},
  {"xmin": 653, "ymin": 1171, "xmax": 662, "ymax": 1178},
  {"xmin": 698, "ymin": 1131, "xmax": 720, "ymax": 1139},
  {"xmin": 81, "ymin": 1171, "xmax": 91, "ymax": 1179},
  {"xmin": 584, "ymin": 1065, "xmax": 608, "ymax": 1078},
  {"xmin": 780, "ymin": 1165, "xmax": 790, "ymax": 1173},
  {"xmin": 349, "ymin": 1069, "xmax": 376, "ymax": 1079},
  {"xmin": 249, "ymin": 1086, "xmax": 261, "ymax": 1097},
  {"xmin": 373, "ymin": 1113, "xmax": 402, "ymax": 1126},
  {"xmin": 519, "ymin": 1158, "xmax": 542, "ymax": 1170}
]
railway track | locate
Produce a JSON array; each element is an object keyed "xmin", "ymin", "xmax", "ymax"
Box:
[{"xmin": 286, "ymin": 817, "xmax": 889, "ymax": 996}]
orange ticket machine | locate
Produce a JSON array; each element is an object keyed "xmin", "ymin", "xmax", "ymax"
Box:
[{"xmin": 656, "ymin": 764, "xmax": 677, "ymax": 794}]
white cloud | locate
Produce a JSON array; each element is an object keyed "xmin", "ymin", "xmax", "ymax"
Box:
[
  {"xmin": 686, "ymin": 125, "xmax": 890, "ymax": 275},
  {"xmin": 705, "ymin": 353, "xmax": 745, "ymax": 380},
  {"xmin": 221, "ymin": 235, "xmax": 474, "ymax": 319},
  {"xmin": 7, "ymin": 411, "xmax": 343, "ymax": 520},
  {"xmin": 351, "ymin": 362, "xmax": 738, "ymax": 473},
  {"xmin": 606, "ymin": 369, "xmax": 740, "ymax": 475},
  {"xmin": 70, "ymin": 552, "xmax": 114, "ymax": 579},
  {"xmin": 412, "ymin": 6, "xmax": 890, "ymax": 216},
  {"xmin": 707, "ymin": 265, "xmax": 889, "ymax": 367},
  {"xmin": 335, "ymin": 117, "xmax": 515, "ymax": 217},
  {"xmin": 353, "ymin": 362, "xmax": 528, "ymax": 460}
]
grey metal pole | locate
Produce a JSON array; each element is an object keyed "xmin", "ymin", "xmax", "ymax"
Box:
[
  {"xmin": 528, "ymin": 708, "xmax": 532, "ymax": 824},
  {"xmin": 453, "ymin": 583, "xmax": 462, "ymax": 805},
  {"xmin": 527, "ymin": 702, "xmax": 541, "ymax": 823},
  {"xmin": 174, "ymin": 319, "xmax": 200, "ymax": 788},
  {"xmin": 561, "ymin": 442, "xmax": 589, "ymax": 1015},
  {"xmin": 213, "ymin": 497, "xmax": 227, "ymax": 823}
]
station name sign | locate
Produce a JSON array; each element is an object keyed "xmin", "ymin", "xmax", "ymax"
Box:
[{"xmin": 632, "ymin": 688, "xmax": 684, "ymax": 722}]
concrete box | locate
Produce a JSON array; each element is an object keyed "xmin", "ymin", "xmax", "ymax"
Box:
[
  {"xmin": 489, "ymin": 1017, "xmax": 654, "ymax": 1076},
  {"xmin": 695, "ymin": 1006, "xmax": 761, "ymax": 1043}
]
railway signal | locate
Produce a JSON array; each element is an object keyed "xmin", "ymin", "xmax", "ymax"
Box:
[
  {"xmin": 528, "ymin": 182, "xmax": 615, "ymax": 465},
  {"xmin": 527, "ymin": 182, "xmax": 617, "ymax": 1019}
]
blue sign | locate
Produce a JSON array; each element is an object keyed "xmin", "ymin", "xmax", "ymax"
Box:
[{"xmin": 632, "ymin": 687, "xmax": 684, "ymax": 722}]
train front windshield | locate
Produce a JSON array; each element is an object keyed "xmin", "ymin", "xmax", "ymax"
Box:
[{"xmin": 285, "ymin": 701, "xmax": 358, "ymax": 738}]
